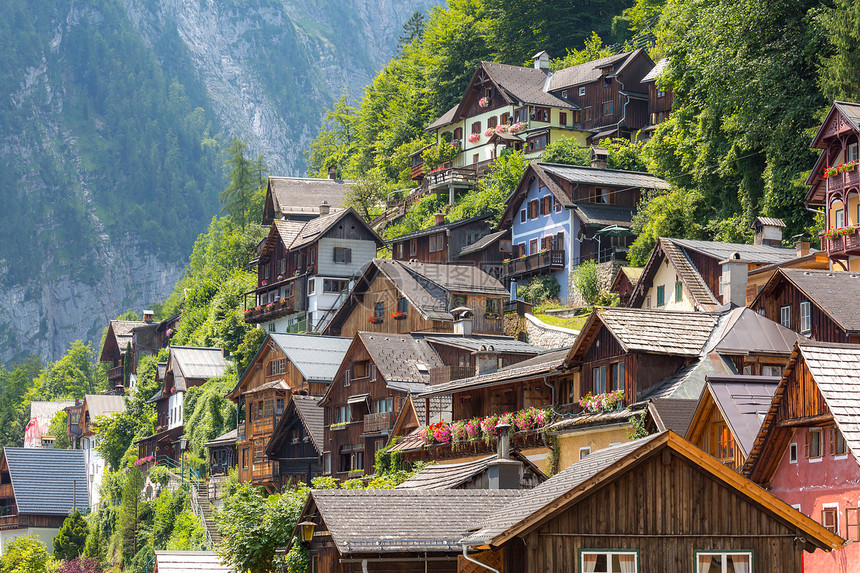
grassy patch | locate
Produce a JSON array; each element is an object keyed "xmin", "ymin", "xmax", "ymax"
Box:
[{"xmin": 533, "ymin": 312, "xmax": 590, "ymax": 331}]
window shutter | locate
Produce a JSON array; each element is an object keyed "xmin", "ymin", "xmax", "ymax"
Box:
[
  {"xmin": 831, "ymin": 427, "xmax": 836, "ymax": 456},
  {"xmin": 805, "ymin": 431, "xmax": 810, "ymax": 458}
]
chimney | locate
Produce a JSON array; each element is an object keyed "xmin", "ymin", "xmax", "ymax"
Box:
[
  {"xmin": 487, "ymin": 422, "xmax": 522, "ymax": 489},
  {"xmin": 719, "ymin": 252, "xmax": 749, "ymax": 307},
  {"xmin": 327, "ymin": 165, "xmax": 338, "ymax": 180},
  {"xmin": 795, "ymin": 239, "xmax": 810, "ymax": 258},
  {"xmin": 532, "ymin": 50, "xmax": 549, "ymax": 71},
  {"xmin": 590, "ymin": 146, "xmax": 609, "ymax": 169},
  {"xmin": 752, "ymin": 217, "xmax": 785, "ymax": 247},
  {"xmin": 453, "ymin": 310, "xmax": 473, "ymax": 337},
  {"xmin": 143, "ymin": 310, "xmax": 154, "ymax": 323},
  {"xmin": 319, "ymin": 201, "xmax": 330, "ymax": 215},
  {"xmin": 473, "ymin": 345, "xmax": 498, "ymax": 376},
  {"xmin": 434, "ymin": 212, "xmax": 445, "ymax": 226}
]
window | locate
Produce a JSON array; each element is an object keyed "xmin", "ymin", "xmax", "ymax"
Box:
[
  {"xmin": 579, "ymin": 86, "xmax": 586, "ymax": 97},
  {"xmin": 374, "ymin": 398, "xmax": 394, "ymax": 413},
  {"xmin": 822, "ymin": 506, "xmax": 839, "ymax": 535},
  {"xmin": 555, "ymin": 198, "xmax": 562, "ymax": 212},
  {"xmin": 499, "ymin": 240, "xmax": 512, "ymax": 253},
  {"xmin": 656, "ymin": 285, "xmax": 665, "ymax": 307},
  {"xmin": 850, "ymin": 142, "xmax": 859, "ymax": 163},
  {"xmin": 264, "ymin": 399, "xmax": 274, "ymax": 418},
  {"xmin": 500, "ymin": 112, "xmax": 509, "ymax": 124},
  {"xmin": 579, "ymin": 447, "xmax": 591, "ymax": 460},
  {"xmin": 528, "ymin": 200, "xmax": 539, "ymax": 218},
  {"xmin": 832, "ymin": 426, "xmax": 847, "ymax": 456},
  {"xmin": 429, "ymin": 232, "xmax": 445, "ymax": 252},
  {"xmin": 540, "ymin": 196, "xmax": 552, "ymax": 215},
  {"xmin": 762, "ymin": 365, "xmax": 783, "ymax": 377},
  {"xmin": 323, "ymin": 279, "xmax": 349, "ymax": 293},
  {"xmin": 585, "ymin": 106, "xmax": 593, "ymax": 120},
  {"xmin": 789, "ymin": 442, "xmax": 798, "ymax": 464},
  {"xmin": 533, "ymin": 107, "xmax": 549, "ymax": 122},
  {"xmin": 520, "ymin": 210, "xmax": 526, "ymax": 223},
  {"xmin": 590, "ymin": 187, "xmax": 613, "ymax": 204},
  {"xmin": 374, "ymin": 301, "xmax": 385, "ymax": 319},
  {"xmin": 323, "ymin": 453, "xmax": 331, "ymax": 474},
  {"xmin": 593, "ymin": 365, "xmax": 607, "ymax": 394},
  {"xmin": 780, "ymin": 305, "xmax": 791, "ymax": 328},
  {"xmin": 836, "ymin": 208, "xmax": 845, "ymax": 228},
  {"xmin": 806, "ymin": 428, "xmax": 824, "ymax": 460},
  {"xmin": 344, "ymin": 369, "xmax": 351, "ymax": 387},
  {"xmin": 333, "ymin": 247, "xmax": 352, "ymax": 264},
  {"xmin": 396, "ymin": 297, "xmax": 407, "ymax": 315},
  {"xmin": 580, "ymin": 551, "xmax": 638, "ymax": 572},
  {"xmin": 695, "ymin": 551, "xmax": 752, "ymax": 573},
  {"xmin": 307, "ymin": 278, "xmax": 315, "ymax": 295},
  {"xmin": 486, "ymin": 298, "xmax": 500, "ymax": 315},
  {"xmin": 559, "ymin": 112, "xmax": 567, "ymax": 125},
  {"xmin": 487, "ymin": 116, "xmax": 497, "ymax": 129},
  {"xmin": 527, "ymin": 133, "xmax": 548, "ymax": 152},
  {"xmin": 268, "ymin": 322, "xmax": 276, "ymax": 332},
  {"xmin": 410, "ymin": 238, "xmax": 417, "ymax": 256},
  {"xmin": 370, "ymin": 364, "xmax": 377, "ymax": 382},
  {"xmin": 561, "ymin": 90, "xmax": 568, "ymax": 99},
  {"xmin": 610, "ymin": 361, "xmax": 624, "ymax": 391},
  {"xmin": 657, "ymin": 89, "xmax": 666, "ymax": 98},
  {"xmin": 335, "ymin": 405, "xmax": 351, "ymax": 424},
  {"xmin": 602, "ymin": 101, "xmax": 614, "ymax": 115},
  {"xmin": 848, "ymin": 507, "xmax": 860, "ymax": 542},
  {"xmin": 530, "ymin": 239, "xmax": 538, "ymax": 255},
  {"xmin": 800, "ymin": 301, "xmax": 811, "ymax": 334},
  {"xmin": 396, "ymin": 243, "xmax": 404, "ymax": 259},
  {"xmin": 603, "ymin": 75, "xmax": 612, "ymax": 86},
  {"xmin": 452, "ymin": 294, "xmax": 467, "ymax": 308},
  {"xmin": 453, "ymin": 127, "xmax": 462, "ymax": 142},
  {"xmin": 472, "ymin": 153, "xmax": 479, "ymax": 164},
  {"xmin": 485, "ymin": 87, "xmax": 493, "ymax": 99},
  {"xmin": 674, "ymin": 280, "xmax": 682, "ymax": 302},
  {"xmin": 471, "ymin": 121, "xmax": 481, "ymax": 134},
  {"xmin": 276, "ymin": 398, "xmax": 285, "ymax": 416},
  {"xmin": 714, "ymin": 422, "xmax": 734, "ymax": 462},
  {"xmin": 242, "ymin": 448, "xmax": 249, "ymax": 469}
]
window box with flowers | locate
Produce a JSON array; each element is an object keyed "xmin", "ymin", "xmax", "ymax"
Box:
[
  {"xmin": 467, "ymin": 133, "xmax": 481, "ymax": 144},
  {"xmin": 484, "ymin": 312, "xmax": 502, "ymax": 320},
  {"xmin": 261, "ymin": 280, "xmax": 268, "ymax": 286},
  {"xmin": 390, "ymin": 311, "xmax": 407, "ymax": 320},
  {"xmin": 578, "ymin": 390, "xmax": 624, "ymax": 413},
  {"xmin": 509, "ymin": 122, "xmax": 527, "ymax": 134},
  {"xmin": 484, "ymin": 127, "xmax": 495, "ymax": 137},
  {"xmin": 420, "ymin": 407, "xmax": 551, "ymax": 446},
  {"xmin": 823, "ymin": 226, "xmax": 857, "ymax": 240},
  {"xmin": 823, "ymin": 160, "xmax": 859, "ymax": 178},
  {"xmin": 494, "ymin": 124, "xmax": 509, "ymax": 134},
  {"xmin": 367, "ymin": 316, "xmax": 383, "ymax": 324},
  {"xmin": 478, "ymin": 96, "xmax": 489, "ymax": 108},
  {"xmin": 277, "ymin": 274, "xmax": 284, "ymax": 281},
  {"xmin": 330, "ymin": 422, "xmax": 350, "ymax": 431}
]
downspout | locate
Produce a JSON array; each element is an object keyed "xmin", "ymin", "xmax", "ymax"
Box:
[
  {"xmin": 362, "ymin": 560, "xmax": 369, "ymax": 573},
  {"xmin": 461, "ymin": 545, "xmax": 500, "ymax": 573}
]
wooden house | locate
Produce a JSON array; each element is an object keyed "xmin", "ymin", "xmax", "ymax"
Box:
[
  {"xmin": 324, "ymin": 259, "xmax": 509, "ymax": 338},
  {"xmin": 136, "ymin": 346, "xmax": 227, "ymax": 466},
  {"xmin": 389, "ymin": 214, "xmax": 493, "ymax": 265},
  {"xmin": 805, "ymin": 101, "xmax": 860, "ymax": 271},
  {"xmin": 204, "ymin": 429, "xmax": 237, "ymax": 483},
  {"xmin": 744, "ymin": 242, "xmax": 830, "ymax": 305},
  {"xmin": 454, "ymin": 229, "xmax": 511, "ymax": 281},
  {"xmin": 744, "ymin": 341, "xmax": 860, "ymax": 572},
  {"xmin": 99, "ymin": 318, "xmax": 147, "ymax": 391},
  {"xmin": 294, "ymin": 432, "xmax": 843, "ymax": 572},
  {"xmin": 319, "ymin": 332, "xmax": 451, "ymax": 479},
  {"xmin": 129, "ymin": 312, "xmax": 179, "ymax": 385},
  {"xmin": 749, "ymin": 268, "xmax": 860, "ymax": 343},
  {"xmin": 261, "ymin": 175, "xmax": 350, "ymax": 225},
  {"xmin": 0, "ymin": 448, "xmax": 88, "ymax": 555},
  {"xmin": 417, "ymin": 49, "xmax": 656, "ymax": 189},
  {"xmin": 638, "ymin": 58, "xmax": 674, "ymax": 139},
  {"xmin": 394, "ymin": 452, "xmax": 547, "ymax": 491},
  {"xmin": 78, "ymin": 394, "xmax": 125, "ymax": 509},
  {"xmin": 264, "ymin": 395, "xmax": 324, "ymax": 487},
  {"xmin": 23, "ymin": 401, "xmax": 74, "ymax": 449},
  {"xmin": 247, "ymin": 207, "xmax": 384, "ymax": 334},
  {"xmin": 685, "ymin": 375, "xmax": 779, "ymax": 471},
  {"xmin": 628, "ymin": 231, "xmax": 800, "ymax": 311},
  {"xmin": 499, "ymin": 162, "xmax": 669, "ymax": 302},
  {"xmin": 609, "ymin": 266, "xmax": 643, "ymax": 306},
  {"xmin": 226, "ymin": 333, "xmax": 351, "ymax": 489}
]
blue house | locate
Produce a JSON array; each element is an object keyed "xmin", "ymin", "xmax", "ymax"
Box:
[{"xmin": 500, "ymin": 158, "xmax": 670, "ymax": 301}]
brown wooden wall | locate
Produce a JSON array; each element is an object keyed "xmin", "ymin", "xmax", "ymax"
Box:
[
  {"xmin": 778, "ymin": 354, "xmax": 829, "ymax": 422},
  {"xmin": 683, "ymin": 248, "xmax": 722, "ymax": 299},
  {"xmin": 751, "ymin": 280, "xmax": 851, "ymax": 343},
  {"xmin": 392, "ymin": 233, "xmax": 449, "ymax": 264},
  {"xmin": 686, "ymin": 393, "xmax": 746, "ymax": 471},
  {"xmin": 452, "ymin": 379, "xmax": 552, "ymax": 420},
  {"xmin": 504, "ymin": 450, "xmax": 804, "ymax": 572},
  {"xmin": 568, "ymin": 181, "xmax": 641, "ymax": 209}
]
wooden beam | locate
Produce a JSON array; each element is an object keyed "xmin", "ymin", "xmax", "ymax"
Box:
[{"xmin": 776, "ymin": 413, "xmax": 833, "ymax": 428}]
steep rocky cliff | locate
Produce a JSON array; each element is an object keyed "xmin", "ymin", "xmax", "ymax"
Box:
[{"xmin": 0, "ymin": 0, "xmax": 437, "ymax": 362}]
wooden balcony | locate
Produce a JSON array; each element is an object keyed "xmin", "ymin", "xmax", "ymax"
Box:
[
  {"xmin": 825, "ymin": 226, "xmax": 860, "ymax": 259},
  {"xmin": 504, "ymin": 250, "xmax": 565, "ymax": 280},
  {"xmin": 0, "ymin": 484, "xmax": 12, "ymax": 498},
  {"xmin": 428, "ymin": 167, "xmax": 478, "ymax": 190},
  {"xmin": 0, "ymin": 514, "xmax": 18, "ymax": 529},
  {"xmin": 429, "ymin": 366, "xmax": 475, "ymax": 385},
  {"xmin": 108, "ymin": 365, "xmax": 123, "ymax": 382},
  {"xmin": 825, "ymin": 168, "xmax": 860, "ymax": 194},
  {"xmin": 243, "ymin": 298, "xmax": 297, "ymax": 324},
  {"xmin": 363, "ymin": 411, "xmax": 395, "ymax": 434}
]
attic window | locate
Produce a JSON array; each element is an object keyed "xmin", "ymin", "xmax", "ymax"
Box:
[
  {"xmin": 579, "ymin": 86, "xmax": 586, "ymax": 97},
  {"xmin": 561, "ymin": 89, "xmax": 568, "ymax": 99},
  {"xmin": 416, "ymin": 363, "xmax": 429, "ymax": 373}
]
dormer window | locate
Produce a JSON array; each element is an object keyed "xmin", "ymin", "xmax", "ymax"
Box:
[
  {"xmin": 561, "ymin": 89, "xmax": 568, "ymax": 99},
  {"xmin": 579, "ymin": 86, "xmax": 586, "ymax": 97},
  {"xmin": 604, "ymin": 76, "xmax": 612, "ymax": 87}
]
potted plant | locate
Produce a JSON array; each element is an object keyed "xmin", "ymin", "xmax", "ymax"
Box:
[
  {"xmin": 390, "ymin": 311, "xmax": 407, "ymax": 320},
  {"xmin": 495, "ymin": 124, "xmax": 509, "ymax": 134},
  {"xmin": 484, "ymin": 127, "xmax": 495, "ymax": 137},
  {"xmin": 367, "ymin": 315, "xmax": 383, "ymax": 324},
  {"xmin": 478, "ymin": 96, "xmax": 489, "ymax": 108},
  {"xmin": 467, "ymin": 133, "xmax": 480, "ymax": 144}
]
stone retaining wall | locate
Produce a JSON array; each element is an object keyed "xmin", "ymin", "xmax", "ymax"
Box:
[
  {"xmin": 568, "ymin": 259, "xmax": 624, "ymax": 307},
  {"xmin": 524, "ymin": 313, "xmax": 579, "ymax": 350}
]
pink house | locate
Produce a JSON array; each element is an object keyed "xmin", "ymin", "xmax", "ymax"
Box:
[{"xmin": 744, "ymin": 341, "xmax": 859, "ymax": 572}]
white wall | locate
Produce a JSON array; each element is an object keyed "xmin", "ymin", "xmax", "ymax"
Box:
[
  {"xmin": 640, "ymin": 259, "xmax": 695, "ymax": 311},
  {"xmin": 0, "ymin": 527, "xmax": 61, "ymax": 555},
  {"xmin": 81, "ymin": 436, "xmax": 102, "ymax": 509},
  {"xmin": 316, "ymin": 238, "xmax": 377, "ymax": 277},
  {"xmin": 168, "ymin": 392, "xmax": 184, "ymax": 430}
]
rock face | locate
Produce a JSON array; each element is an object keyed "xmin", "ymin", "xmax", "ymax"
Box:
[{"xmin": 0, "ymin": 0, "xmax": 438, "ymax": 362}]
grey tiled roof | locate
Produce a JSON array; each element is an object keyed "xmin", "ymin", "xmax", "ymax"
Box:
[
  {"xmin": 29, "ymin": 401, "xmax": 75, "ymax": 427},
  {"xmin": 458, "ymin": 230, "xmax": 508, "ymax": 257},
  {"xmin": 482, "ymin": 61, "xmax": 578, "ymax": 110},
  {"xmin": 704, "ymin": 377, "xmax": 779, "ymax": 458},
  {"xmin": 359, "ymin": 332, "xmax": 444, "ymax": 387},
  {"xmin": 712, "ymin": 307, "xmax": 803, "ymax": 356},
  {"xmin": 421, "ymin": 334, "xmax": 544, "ymax": 356},
  {"xmin": 268, "ymin": 176, "xmax": 349, "ymax": 216},
  {"xmin": 641, "ymin": 353, "xmax": 735, "ymax": 401},
  {"xmin": 539, "ymin": 163, "xmax": 671, "ymax": 190},
  {"xmin": 386, "ymin": 215, "xmax": 490, "ymax": 243},
  {"xmin": 402, "ymin": 261, "xmax": 509, "ymax": 297},
  {"xmin": 596, "ymin": 307, "xmax": 720, "ymax": 356},
  {"xmin": 396, "ymin": 455, "xmax": 500, "ymax": 489},
  {"xmin": 292, "ymin": 395, "xmax": 324, "ymax": 451},
  {"xmin": 109, "ymin": 320, "xmax": 147, "ymax": 352},
  {"xmin": 274, "ymin": 220, "xmax": 305, "ymax": 248},
  {"xmin": 311, "ymin": 489, "xmax": 521, "ymax": 553},
  {"xmin": 462, "ymin": 435, "xmax": 661, "ymax": 544},
  {"xmin": 4, "ymin": 448, "xmax": 88, "ymax": 515},
  {"xmin": 171, "ymin": 347, "xmax": 228, "ymax": 391},
  {"xmin": 572, "ymin": 203, "xmax": 635, "ymax": 227},
  {"xmin": 548, "ymin": 51, "xmax": 633, "ymax": 90},
  {"xmin": 771, "ymin": 269, "xmax": 860, "ymax": 333},
  {"xmin": 426, "ymin": 104, "xmax": 459, "ymax": 131},
  {"xmin": 648, "ymin": 398, "xmax": 698, "ymax": 435},
  {"xmin": 204, "ymin": 429, "xmax": 237, "ymax": 448},
  {"xmin": 154, "ymin": 551, "xmax": 231, "ymax": 573},
  {"xmin": 669, "ymin": 238, "xmax": 797, "ymax": 265},
  {"xmin": 641, "ymin": 57, "xmax": 668, "ymax": 83},
  {"xmin": 270, "ymin": 333, "xmax": 352, "ymax": 382},
  {"xmin": 84, "ymin": 394, "xmax": 126, "ymax": 418}
]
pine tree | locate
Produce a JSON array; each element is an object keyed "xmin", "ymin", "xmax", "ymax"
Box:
[
  {"xmin": 54, "ymin": 509, "xmax": 89, "ymax": 560},
  {"xmin": 116, "ymin": 467, "xmax": 145, "ymax": 564},
  {"xmin": 220, "ymin": 139, "xmax": 267, "ymax": 230}
]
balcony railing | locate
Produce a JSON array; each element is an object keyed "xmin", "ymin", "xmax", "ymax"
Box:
[
  {"xmin": 428, "ymin": 167, "xmax": 478, "ymax": 189},
  {"xmin": 243, "ymin": 298, "xmax": 296, "ymax": 324},
  {"xmin": 363, "ymin": 411, "xmax": 395, "ymax": 434},
  {"xmin": 825, "ymin": 167, "xmax": 860, "ymax": 193},
  {"xmin": 429, "ymin": 366, "xmax": 475, "ymax": 385},
  {"xmin": 504, "ymin": 250, "xmax": 565, "ymax": 279},
  {"xmin": 824, "ymin": 226, "xmax": 860, "ymax": 258},
  {"xmin": 108, "ymin": 365, "xmax": 123, "ymax": 382},
  {"xmin": 0, "ymin": 514, "xmax": 18, "ymax": 529}
]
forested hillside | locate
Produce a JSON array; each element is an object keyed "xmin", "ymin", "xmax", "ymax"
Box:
[{"xmin": 0, "ymin": 0, "xmax": 437, "ymax": 363}]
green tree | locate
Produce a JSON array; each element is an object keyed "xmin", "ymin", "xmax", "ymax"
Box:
[
  {"xmin": 819, "ymin": 0, "xmax": 860, "ymax": 102},
  {"xmin": 235, "ymin": 328, "xmax": 268, "ymax": 378},
  {"xmin": 115, "ymin": 467, "xmax": 145, "ymax": 565},
  {"xmin": 28, "ymin": 341, "xmax": 100, "ymax": 401},
  {"xmin": 0, "ymin": 535, "xmax": 50, "ymax": 573},
  {"xmin": 48, "ymin": 410, "xmax": 70, "ymax": 450},
  {"xmin": 572, "ymin": 260, "xmax": 601, "ymax": 305},
  {"xmin": 540, "ymin": 139, "xmax": 591, "ymax": 166},
  {"xmin": 0, "ymin": 358, "xmax": 42, "ymax": 447},
  {"xmin": 94, "ymin": 410, "xmax": 137, "ymax": 471},
  {"xmin": 399, "ymin": 11, "xmax": 427, "ymax": 50},
  {"xmin": 343, "ymin": 171, "xmax": 392, "ymax": 221},
  {"xmin": 628, "ymin": 187, "xmax": 706, "ymax": 266},
  {"xmin": 54, "ymin": 510, "xmax": 89, "ymax": 560},
  {"xmin": 221, "ymin": 139, "xmax": 267, "ymax": 231}
]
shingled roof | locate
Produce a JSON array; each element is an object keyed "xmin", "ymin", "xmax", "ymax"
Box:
[
  {"xmin": 83, "ymin": 394, "xmax": 126, "ymax": 419},
  {"xmin": 3, "ymin": 448, "xmax": 88, "ymax": 515},
  {"xmin": 660, "ymin": 238, "xmax": 719, "ymax": 306},
  {"xmin": 307, "ymin": 489, "xmax": 521, "ymax": 553},
  {"xmin": 481, "ymin": 61, "xmax": 578, "ymax": 110},
  {"xmin": 395, "ymin": 452, "xmax": 546, "ymax": 490},
  {"xmin": 547, "ymin": 51, "xmax": 636, "ymax": 90},
  {"xmin": 386, "ymin": 215, "xmax": 491, "ymax": 244},
  {"xmin": 170, "ymin": 347, "xmax": 228, "ymax": 392},
  {"xmin": 458, "ymin": 230, "xmax": 508, "ymax": 257},
  {"xmin": 359, "ymin": 332, "xmax": 444, "ymax": 392},
  {"xmin": 538, "ymin": 163, "xmax": 671, "ymax": 191},
  {"xmin": 264, "ymin": 177, "xmax": 349, "ymax": 224},
  {"xmin": 291, "ymin": 395, "xmax": 324, "ymax": 451}
]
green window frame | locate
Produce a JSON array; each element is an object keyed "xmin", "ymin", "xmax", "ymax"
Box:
[
  {"xmin": 674, "ymin": 280, "xmax": 682, "ymax": 302},
  {"xmin": 656, "ymin": 285, "xmax": 665, "ymax": 307}
]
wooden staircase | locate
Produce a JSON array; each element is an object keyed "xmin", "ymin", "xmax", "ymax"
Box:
[{"xmin": 193, "ymin": 479, "xmax": 221, "ymax": 546}]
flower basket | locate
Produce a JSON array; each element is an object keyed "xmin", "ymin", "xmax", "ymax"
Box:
[
  {"xmin": 484, "ymin": 313, "xmax": 501, "ymax": 320},
  {"xmin": 823, "ymin": 226, "xmax": 856, "ymax": 240},
  {"xmin": 467, "ymin": 133, "xmax": 480, "ymax": 144},
  {"xmin": 578, "ymin": 390, "xmax": 624, "ymax": 413},
  {"xmin": 495, "ymin": 124, "xmax": 509, "ymax": 134},
  {"xmin": 478, "ymin": 96, "xmax": 489, "ymax": 108},
  {"xmin": 330, "ymin": 422, "xmax": 349, "ymax": 431},
  {"xmin": 484, "ymin": 128, "xmax": 495, "ymax": 137},
  {"xmin": 509, "ymin": 122, "xmax": 526, "ymax": 134},
  {"xmin": 261, "ymin": 280, "xmax": 268, "ymax": 286},
  {"xmin": 390, "ymin": 311, "xmax": 407, "ymax": 320},
  {"xmin": 367, "ymin": 316, "xmax": 383, "ymax": 324},
  {"xmin": 277, "ymin": 274, "xmax": 284, "ymax": 280}
]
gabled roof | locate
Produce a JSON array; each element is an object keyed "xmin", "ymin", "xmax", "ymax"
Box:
[
  {"xmin": 547, "ymin": 51, "xmax": 635, "ymax": 91},
  {"xmin": 395, "ymin": 452, "xmax": 546, "ymax": 490},
  {"xmin": 572, "ymin": 203, "xmax": 635, "ymax": 228},
  {"xmin": 425, "ymin": 104, "xmax": 459, "ymax": 132},
  {"xmin": 265, "ymin": 395, "xmax": 324, "ymax": 456},
  {"xmin": 810, "ymin": 101, "xmax": 860, "ymax": 150},
  {"xmin": 358, "ymin": 332, "xmax": 444, "ymax": 391},
  {"xmin": 270, "ymin": 334, "xmax": 353, "ymax": 383},
  {"xmin": 669, "ymin": 237, "xmax": 796, "ymax": 265},
  {"xmin": 100, "ymin": 320, "xmax": 147, "ymax": 361},
  {"xmin": 386, "ymin": 215, "xmax": 491, "ymax": 244},
  {"xmin": 263, "ymin": 176, "xmax": 350, "ymax": 225},
  {"xmin": 647, "ymin": 398, "xmax": 698, "ymax": 435},
  {"xmin": 204, "ymin": 428, "xmax": 237, "ymax": 449},
  {"xmin": 658, "ymin": 238, "xmax": 719, "ymax": 306},
  {"xmin": 690, "ymin": 376, "xmax": 779, "ymax": 459},
  {"xmin": 83, "ymin": 394, "xmax": 126, "ymax": 419},
  {"xmin": 461, "ymin": 431, "xmax": 843, "ymax": 552},
  {"xmin": 305, "ymin": 489, "xmax": 521, "ymax": 554},
  {"xmin": 421, "ymin": 334, "xmax": 544, "ymax": 356},
  {"xmin": 539, "ymin": 163, "xmax": 670, "ymax": 190},
  {"xmin": 641, "ymin": 57, "xmax": 668, "ymax": 83},
  {"xmin": 711, "ymin": 306, "xmax": 804, "ymax": 356},
  {"xmin": 170, "ymin": 347, "xmax": 228, "ymax": 392},
  {"xmin": 610, "ymin": 266, "xmax": 643, "ymax": 292},
  {"xmin": 3, "ymin": 448, "xmax": 88, "ymax": 515},
  {"xmin": 28, "ymin": 401, "xmax": 75, "ymax": 428},
  {"xmin": 751, "ymin": 268, "xmax": 860, "ymax": 334},
  {"xmin": 564, "ymin": 307, "xmax": 720, "ymax": 367},
  {"xmin": 745, "ymin": 341, "xmax": 860, "ymax": 479},
  {"xmin": 457, "ymin": 229, "xmax": 509, "ymax": 258},
  {"xmin": 479, "ymin": 61, "xmax": 578, "ymax": 110}
]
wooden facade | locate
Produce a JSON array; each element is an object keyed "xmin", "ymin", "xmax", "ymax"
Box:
[
  {"xmin": 390, "ymin": 216, "xmax": 492, "ymax": 265},
  {"xmin": 686, "ymin": 390, "xmax": 748, "ymax": 471},
  {"xmin": 451, "ymin": 379, "xmax": 552, "ymax": 421},
  {"xmin": 265, "ymin": 400, "xmax": 322, "ymax": 487}
]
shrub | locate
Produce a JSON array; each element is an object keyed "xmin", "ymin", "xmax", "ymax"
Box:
[
  {"xmin": 516, "ymin": 275, "xmax": 560, "ymax": 303},
  {"xmin": 572, "ymin": 260, "xmax": 600, "ymax": 305}
]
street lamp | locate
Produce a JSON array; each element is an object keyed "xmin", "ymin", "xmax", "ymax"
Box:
[{"xmin": 297, "ymin": 520, "xmax": 316, "ymax": 544}]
